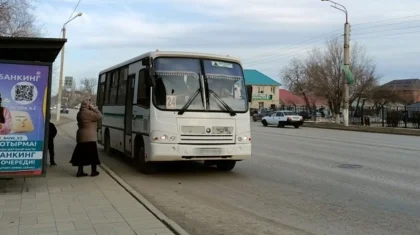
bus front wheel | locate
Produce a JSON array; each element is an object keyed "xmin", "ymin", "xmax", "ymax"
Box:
[
  {"xmin": 216, "ymin": 160, "xmax": 236, "ymax": 171},
  {"xmin": 134, "ymin": 140, "xmax": 156, "ymax": 174}
]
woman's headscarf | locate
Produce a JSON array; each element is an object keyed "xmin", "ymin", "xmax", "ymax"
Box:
[{"xmin": 80, "ymin": 99, "xmax": 90, "ymax": 110}]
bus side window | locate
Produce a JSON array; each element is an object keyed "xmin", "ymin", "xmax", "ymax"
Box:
[
  {"xmin": 137, "ymin": 69, "xmax": 151, "ymax": 108},
  {"xmin": 104, "ymin": 73, "xmax": 111, "ymax": 104}
]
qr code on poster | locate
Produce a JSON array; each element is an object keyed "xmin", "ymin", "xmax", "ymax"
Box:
[{"xmin": 15, "ymin": 85, "xmax": 35, "ymax": 101}]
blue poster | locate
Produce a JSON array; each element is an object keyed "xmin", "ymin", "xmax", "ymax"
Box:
[{"xmin": 0, "ymin": 63, "xmax": 49, "ymax": 175}]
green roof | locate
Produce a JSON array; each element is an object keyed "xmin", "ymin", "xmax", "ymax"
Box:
[{"xmin": 244, "ymin": 69, "xmax": 281, "ymax": 86}]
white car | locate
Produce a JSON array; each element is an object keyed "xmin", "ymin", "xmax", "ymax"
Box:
[{"xmin": 261, "ymin": 110, "xmax": 304, "ymax": 128}]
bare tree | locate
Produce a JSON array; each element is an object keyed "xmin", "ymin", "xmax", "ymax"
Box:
[
  {"xmin": 281, "ymin": 59, "xmax": 313, "ymax": 111},
  {"xmin": 370, "ymin": 85, "xmax": 401, "ymax": 109},
  {"xmin": 80, "ymin": 78, "xmax": 98, "ymax": 96},
  {"xmin": 305, "ymin": 39, "xmax": 344, "ymax": 123},
  {"xmin": 0, "ymin": 0, "xmax": 41, "ymax": 37},
  {"xmin": 305, "ymin": 37, "xmax": 379, "ymax": 123},
  {"xmin": 348, "ymin": 41, "xmax": 379, "ymax": 106}
]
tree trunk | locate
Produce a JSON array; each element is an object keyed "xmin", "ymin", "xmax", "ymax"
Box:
[
  {"xmin": 328, "ymin": 100, "xmax": 334, "ymax": 123},
  {"xmin": 354, "ymin": 97, "xmax": 361, "ymax": 118},
  {"xmin": 334, "ymin": 101, "xmax": 341, "ymax": 124}
]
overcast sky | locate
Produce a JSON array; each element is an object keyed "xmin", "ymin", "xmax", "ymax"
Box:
[{"xmin": 37, "ymin": 0, "xmax": 420, "ymax": 94}]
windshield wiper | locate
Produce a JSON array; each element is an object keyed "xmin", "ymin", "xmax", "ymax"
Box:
[
  {"xmin": 208, "ymin": 89, "xmax": 236, "ymax": 116},
  {"xmin": 178, "ymin": 88, "xmax": 202, "ymax": 115}
]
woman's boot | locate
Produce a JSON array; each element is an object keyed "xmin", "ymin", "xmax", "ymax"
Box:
[
  {"xmin": 91, "ymin": 164, "xmax": 99, "ymax": 177},
  {"xmin": 77, "ymin": 166, "xmax": 88, "ymax": 177}
]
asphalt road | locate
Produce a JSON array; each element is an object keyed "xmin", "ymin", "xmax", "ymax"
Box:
[{"xmin": 58, "ymin": 110, "xmax": 420, "ymax": 235}]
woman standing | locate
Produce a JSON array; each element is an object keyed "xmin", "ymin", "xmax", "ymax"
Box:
[{"xmin": 70, "ymin": 99, "xmax": 102, "ymax": 177}]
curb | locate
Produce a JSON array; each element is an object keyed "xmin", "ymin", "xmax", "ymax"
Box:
[
  {"xmin": 303, "ymin": 123, "xmax": 420, "ymax": 136},
  {"xmin": 100, "ymin": 165, "xmax": 190, "ymax": 235},
  {"xmin": 51, "ymin": 115, "xmax": 73, "ymax": 126},
  {"xmin": 55, "ymin": 122, "xmax": 190, "ymax": 235}
]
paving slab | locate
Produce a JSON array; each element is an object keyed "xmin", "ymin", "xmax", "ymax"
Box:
[{"xmin": 0, "ymin": 132, "xmax": 175, "ymax": 235}]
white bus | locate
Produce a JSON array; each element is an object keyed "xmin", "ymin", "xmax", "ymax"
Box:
[{"xmin": 96, "ymin": 51, "xmax": 252, "ymax": 174}]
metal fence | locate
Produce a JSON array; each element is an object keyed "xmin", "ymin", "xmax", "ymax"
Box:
[
  {"xmin": 272, "ymin": 105, "xmax": 420, "ymax": 129},
  {"xmin": 350, "ymin": 106, "xmax": 420, "ymax": 129}
]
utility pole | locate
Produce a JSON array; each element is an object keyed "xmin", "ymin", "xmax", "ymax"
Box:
[
  {"xmin": 343, "ymin": 22, "xmax": 351, "ymax": 127},
  {"xmin": 56, "ymin": 12, "xmax": 82, "ymax": 122},
  {"xmin": 56, "ymin": 27, "xmax": 66, "ymax": 122},
  {"xmin": 321, "ymin": 0, "xmax": 352, "ymax": 126}
]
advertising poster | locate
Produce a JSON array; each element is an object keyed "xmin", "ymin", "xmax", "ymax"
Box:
[{"xmin": 0, "ymin": 63, "xmax": 49, "ymax": 176}]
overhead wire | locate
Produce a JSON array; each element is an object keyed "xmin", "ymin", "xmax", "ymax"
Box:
[
  {"xmin": 68, "ymin": 0, "xmax": 82, "ymax": 21},
  {"xmin": 352, "ymin": 25, "xmax": 420, "ymax": 36},
  {"xmin": 59, "ymin": 0, "xmax": 83, "ymax": 37},
  {"xmin": 351, "ymin": 13, "xmax": 420, "ymax": 27},
  {"xmin": 243, "ymin": 14, "xmax": 420, "ymax": 67},
  {"xmin": 250, "ymin": 25, "xmax": 419, "ymax": 68},
  {"xmin": 352, "ymin": 29, "xmax": 420, "ymax": 40},
  {"xmin": 242, "ymin": 13, "xmax": 420, "ymax": 63},
  {"xmin": 241, "ymin": 28, "xmax": 341, "ymax": 61},
  {"xmin": 353, "ymin": 19, "xmax": 420, "ymax": 31}
]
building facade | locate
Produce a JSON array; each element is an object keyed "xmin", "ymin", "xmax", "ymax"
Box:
[
  {"xmin": 279, "ymin": 89, "xmax": 328, "ymax": 110},
  {"xmin": 244, "ymin": 69, "xmax": 281, "ymax": 110},
  {"xmin": 381, "ymin": 78, "xmax": 420, "ymax": 104},
  {"xmin": 64, "ymin": 76, "xmax": 76, "ymax": 92}
]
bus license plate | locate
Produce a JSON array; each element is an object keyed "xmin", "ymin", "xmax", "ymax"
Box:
[{"xmin": 198, "ymin": 148, "xmax": 222, "ymax": 155}]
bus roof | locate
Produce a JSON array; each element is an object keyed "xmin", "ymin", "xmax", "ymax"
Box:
[{"xmin": 98, "ymin": 51, "xmax": 242, "ymax": 75}]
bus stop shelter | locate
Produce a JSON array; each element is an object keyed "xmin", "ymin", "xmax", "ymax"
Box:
[
  {"xmin": 0, "ymin": 36, "xmax": 66, "ymax": 62},
  {"xmin": 0, "ymin": 36, "xmax": 66, "ymax": 184}
]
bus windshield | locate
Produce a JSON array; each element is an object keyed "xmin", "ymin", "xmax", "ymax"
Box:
[
  {"xmin": 153, "ymin": 58, "xmax": 205, "ymax": 111},
  {"xmin": 153, "ymin": 57, "xmax": 247, "ymax": 113},
  {"xmin": 203, "ymin": 60, "xmax": 247, "ymax": 112}
]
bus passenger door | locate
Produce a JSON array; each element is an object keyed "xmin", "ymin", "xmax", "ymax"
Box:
[
  {"xmin": 96, "ymin": 79, "xmax": 106, "ymax": 144},
  {"xmin": 124, "ymin": 74, "xmax": 135, "ymax": 155}
]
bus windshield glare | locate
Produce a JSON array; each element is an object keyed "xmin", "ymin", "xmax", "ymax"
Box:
[{"xmin": 153, "ymin": 57, "xmax": 248, "ymax": 113}]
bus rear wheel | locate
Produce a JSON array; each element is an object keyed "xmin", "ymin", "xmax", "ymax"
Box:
[
  {"xmin": 134, "ymin": 142, "xmax": 156, "ymax": 174},
  {"xmin": 104, "ymin": 132, "xmax": 112, "ymax": 156},
  {"xmin": 216, "ymin": 160, "xmax": 236, "ymax": 171}
]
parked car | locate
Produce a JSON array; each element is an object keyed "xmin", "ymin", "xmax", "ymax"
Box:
[
  {"xmin": 261, "ymin": 110, "xmax": 304, "ymax": 128},
  {"xmin": 60, "ymin": 106, "xmax": 69, "ymax": 114},
  {"xmin": 252, "ymin": 110, "xmax": 274, "ymax": 122},
  {"xmin": 299, "ymin": 111, "xmax": 312, "ymax": 120}
]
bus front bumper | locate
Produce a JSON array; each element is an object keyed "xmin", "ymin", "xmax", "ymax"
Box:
[{"xmin": 147, "ymin": 143, "xmax": 251, "ymax": 161}]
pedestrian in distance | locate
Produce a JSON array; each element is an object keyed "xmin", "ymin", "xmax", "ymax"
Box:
[
  {"xmin": 70, "ymin": 98, "xmax": 102, "ymax": 177},
  {"xmin": 48, "ymin": 120, "xmax": 57, "ymax": 166}
]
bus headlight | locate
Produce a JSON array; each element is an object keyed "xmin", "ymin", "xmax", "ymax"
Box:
[
  {"xmin": 238, "ymin": 136, "xmax": 247, "ymax": 141},
  {"xmin": 151, "ymin": 131, "xmax": 177, "ymax": 143},
  {"xmin": 237, "ymin": 134, "xmax": 251, "ymax": 143}
]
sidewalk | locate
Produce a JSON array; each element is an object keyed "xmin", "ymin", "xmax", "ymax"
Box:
[{"xmin": 0, "ymin": 131, "xmax": 175, "ymax": 235}]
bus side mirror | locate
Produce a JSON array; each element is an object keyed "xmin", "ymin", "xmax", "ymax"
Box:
[
  {"xmin": 142, "ymin": 57, "xmax": 150, "ymax": 66},
  {"xmin": 140, "ymin": 68, "xmax": 154, "ymax": 86},
  {"xmin": 246, "ymin": 85, "xmax": 252, "ymax": 103}
]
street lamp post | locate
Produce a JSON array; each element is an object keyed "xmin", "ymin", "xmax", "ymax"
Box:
[
  {"xmin": 321, "ymin": 0, "xmax": 351, "ymax": 126},
  {"xmin": 56, "ymin": 12, "xmax": 82, "ymax": 122}
]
